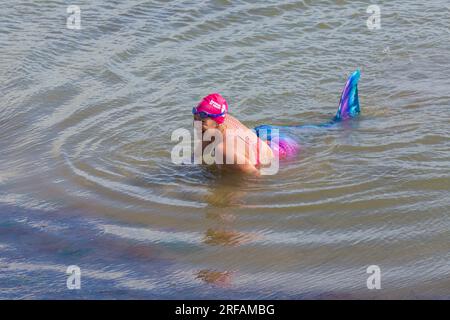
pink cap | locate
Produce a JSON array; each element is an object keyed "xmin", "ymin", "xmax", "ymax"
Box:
[{"xmin": 196, "ymin": 93, "xmax": 228, "ymax": 124}]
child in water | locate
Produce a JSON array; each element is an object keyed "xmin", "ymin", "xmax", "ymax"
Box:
[
  {"xmin": 192, "ymin": 70, "xmax": 361, "ymax": 175},
  {"xmin": 192, "ymin": 93, "xmax": 276, "ymax": 175}
]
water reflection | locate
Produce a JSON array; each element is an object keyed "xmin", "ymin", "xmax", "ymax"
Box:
[
  {"xmin": 196, "ymin": 172, "xmax": 260, "ymax": 287},
  {"xmin": 203, "ymin": 172, "xmax": 258, "ymax": 244},
  {"xmin": 196, "ymin": 270, "xmax": 234, "ymax": 288}
]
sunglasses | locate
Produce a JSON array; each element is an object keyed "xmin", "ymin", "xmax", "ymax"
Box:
[{"xmin": 192, "ymin": 107, "xmax": 226, "ymax": 119}]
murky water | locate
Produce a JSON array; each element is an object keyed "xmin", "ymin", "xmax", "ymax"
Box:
[{"xmin": 1, "ymin": 0, "xmax": 449, "ymax": 299}]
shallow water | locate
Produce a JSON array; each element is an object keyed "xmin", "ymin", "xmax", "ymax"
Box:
[{"xmin": 1, "ymin": 0, "xmax": 449, "ymax": 299}]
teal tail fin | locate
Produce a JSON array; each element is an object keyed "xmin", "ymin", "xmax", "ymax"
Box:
[{"xmin": 333, "ymin": 70, "xmax": 361, "ymax": 122}]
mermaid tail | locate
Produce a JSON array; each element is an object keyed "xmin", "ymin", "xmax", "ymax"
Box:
[
  {"xmin": 253, "ymin": 127, "xmax": 300, "ymax": 159},
  {"xmin": 256, "ymin": 70, "xmax": 361, "ymax": 131},
  {"xmin": 333, "ymin": 69, "xmax": 361, "ymax": 121},
  {"xmin": 254, "ymin": 70, "xmax": 361, "ymax": 158}
]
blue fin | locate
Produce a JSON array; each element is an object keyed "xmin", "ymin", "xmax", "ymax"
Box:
[{"xmin": 333, "ymin": 70, "xmax": 361, "ymax": 122}]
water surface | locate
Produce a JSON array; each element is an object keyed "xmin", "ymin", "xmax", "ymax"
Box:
[{"xmin": 0, "ymin": 0, "xmax": 449, "ymax": 299}]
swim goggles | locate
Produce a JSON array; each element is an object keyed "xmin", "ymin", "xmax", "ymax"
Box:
[{"xmin": 192, "ymin": 107, "xmax": 226, "ymax": 119}]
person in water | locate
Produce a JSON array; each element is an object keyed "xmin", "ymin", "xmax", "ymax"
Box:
[
  {"xmin": 192, "ymin": 93, "xmax": 274, "ymax": 175},
  {"xmin": 192, "ymin": 70, "xmax": 361, "ymax": 175}
]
